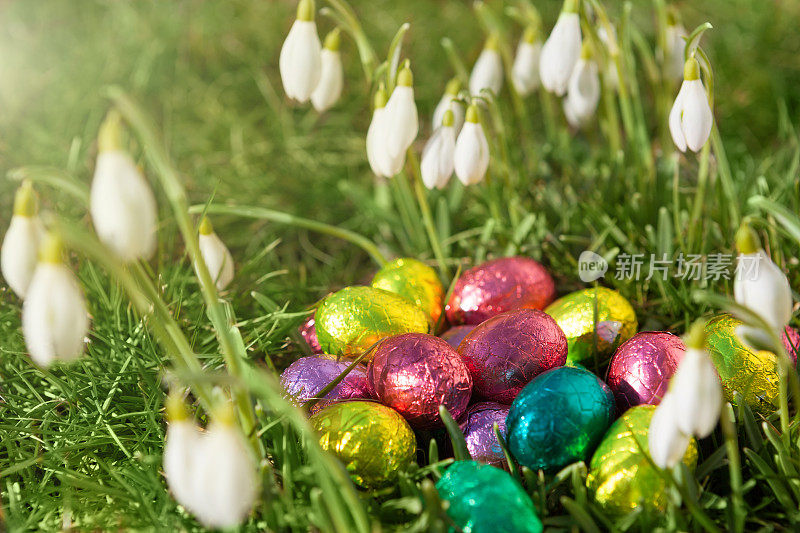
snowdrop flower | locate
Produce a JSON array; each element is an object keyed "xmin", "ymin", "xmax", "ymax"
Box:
[
  {"xmin": 366, "ymin": 85, "xmax": 404, "ymax": 177},
  {"xmin": 432, "ymin": 78, "xmax": 465, "ymax": 134},
  {"xmin": 383, "ymin": 63, "xmax": 419, "ymax": 162},
  {"xmin": 91, "ymin": 111, "xmax": 158, "ymax": 261},
  {"xmin": 279, "ymin": 0, "xmax": 322, "ymax": 103},
  {"xmin": 540, "ymin": 0, "xmax": 581, "ymax": 96},
  {"xmin": 454, "ymin": 103, "xmax": 490, "ymax": 186},
  {"xmin": 421, "ymin": 110, "xmax": 456, "ymax": 189},
  {"xmin": 563, "ymin": 43, "xmax": 600, "ymax": 128},
  {"xmin": 511, "ymin": 26, "xmax": 541, "ymax": 96},
  {"xmin": 311, "ymin": 28, "xmax": 343, "ymax": 112},
  {"xmin": 2, "ymin": 182, "xmax": 44, "ymax": 298},
  {"xmin": 164, "ymin": 394, "xmax": 203, "ymax": 510},
  {"xmin": 665, "ymin": 21, "xmax": 688, "ymax": 82},
  {"xmin": 668, "ymin": 57, "xmax": 713, "ymax": 152},
  {"xmin": 22, "ymin": 233, "xmax": 89, "ymax": 367},
  {"xmin": 670, "ymin": 345, "xmax": 723, "ymax": 438},
  {"xmin": 198, "ymin": 217, "xmax": 234, "ymax": 291},
  {"xmin": 469, "ymin": 35, "xmax": 503, "ymax": 97},
  {"xmin": 648, "ymin": 392, "xmax": 692, "ymax": 469}
]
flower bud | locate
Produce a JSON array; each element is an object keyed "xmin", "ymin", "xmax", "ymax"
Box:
[
  {"xmin": 432, "ymin": 78, "xmax": 465, "ymax": 134},
  {"xmin": 454, "ymin": 104, "xmax": 490, "ymax": 186},
  {"xmin": 421, "ymin": 110, "xmax": 456, "ymax": 189},
  {"xmin": 279, "ymin": 0, "xmax": 322, "ymax": 103},
  {"xmin": 469, "ymin": 35, "xmax": 504, "ymax": 96},
  {"xmin": 539, "ymin": 0, "xmax": 582, "ymax": 96},
  {"xmin": 563, "ymin": 44, "xmax": 600, "ymax": 128},
  {"xmin": 2, "ymin": 182, "xmax": 45, "ymax": 298},
  {"xmin": 668, "ymin": 57, "xmax": 713, "ymax": 152},
  {"xmin": 198, "ymin": 217, "xmax": 235, "ymax": 290},
  {"xmin": 383, "ymin": 64, "xmax": 419, "ymax": 162},
  {"xmin": 511, "ymin": 27, "xmax": 541, "ymax": 96},
  {"xmin": 311, "ymin": 29, "xmax": 344, "ymax": 112}
]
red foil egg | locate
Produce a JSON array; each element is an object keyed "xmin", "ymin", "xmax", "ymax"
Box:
[
  {"xmin": 606, "ymin": 331, "xmax": 686, "ymax": 412},
  {"xmin": 457, "ymin": 309, "xmax": 567, "ymax": 403},
  {"xmin": 299, "ymin": 315, "xmax": 323, "ymax": 354},
  {"xmin": 368, "ymin": 333, "xmax": 473, "ymax": 429},
  {"xmin": 445, "ymin": 257, "xmax": 556, "ymax": 326},
  {"xmin": 459, "ymin": 402, "xmax": 510, "ymax": 467},
  {"xmin": 441, "ymin": 325, "xmax": 476, "ymax": 349}
]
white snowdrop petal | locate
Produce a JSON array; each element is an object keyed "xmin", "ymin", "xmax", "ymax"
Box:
[
  {"xmin": 469, "ymin": 48, "xmax": 504, "ymax": 96},
  {"xmin": 164, "ymin": 420, "xmax": 204, "ymax": 511},
  {"xmin": 384, "ymin": 86, "xmax": 419, "ymax": 160},
  {"xmin": 1, "ymin": 215, "xmax": 44, "ymax": 298},
  {"xmin": 734, "ymin": 250, "xmax": 793, "ymax": 332},
  {"xmin": 311, "ymin": 49, "xmax": 343, "ymax": 112},
  {"xmin": 454, "ymin": 123, "xmax": 489, "ymax": 185},
  {"xmin": 199, "ymin": 233, "xmax": 235, "ymax": 290},
  {"xmin": 680, "ymin": 79, "xmax": 713, "ymax": 152},
  {"xmin": 539, "ymin": 12, "xmax": 581, "ymax": 96},
  {"xmin": 366, "ymin": 108, "xmax": 388, "ymax": 177},
  {"xmin": 512, "ymin": 41, "xmax": 541, "ymax": 95},
  {"xmin": 668, "ymin": 82, "xmax": 688, "ymax": 152},
  {"xmin": 564, "ymin": 59, "xmax": 600, "ymax": 126},
  {"xmin": 648, "ymin": 393, "xmax": 691, "ymax": 468},
  {"xmin": 279, "ymin": 21, "xmax": 322, "ymax": 103}
]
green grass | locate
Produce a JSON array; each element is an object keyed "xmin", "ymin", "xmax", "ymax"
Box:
[{"xmin": 2, "ymin": 0, "xmax": 800, "ymax": 531}]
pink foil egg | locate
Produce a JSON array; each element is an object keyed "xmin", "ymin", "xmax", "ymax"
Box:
[
  {"xmin": 441, "ymin": 325, "xmax": 476, "ymax": 349},
  {"xmin": 457, "ymin": 309, "xmax": 567, "ymax": 403},
  {"xmin": 368, "ymin": 333, "xmax": 472, "ymax": 429},
  {"xmin": 280, "ymin": 356, "xmax": 370, "ymax": 405},
  {"xmin": 445, "ymin": 257, "xmax": 556, "ymax": 326},
  {"xmin": 783, "ymin": 326, "xmax": 799, "ymax": 365},
  {"xmin": 606, "ymin": 331, "xmax": 686, "ymax": 412},
  {"xmin": 459, "ymin": 402, "xmax": 510, "ymax": 467},
  {"xmin": 299, "ymin": 315, "xmax": 323, "ymax": 354}
]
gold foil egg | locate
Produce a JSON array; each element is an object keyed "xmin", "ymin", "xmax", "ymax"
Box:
[
  {"xmin": 587, "ymin": 405, "xmax": 697, "ymax": 516},
  {"xmin": 544, "ymin": 287, "xmax": 637, "ymax": 365},
  {"xmin": 370, "ymin": 258, "xmax": 444, "ymax": 325},
  {"xmin": 314, "ymin": 286, "xmax": 429, "ymax": 358},
  {"xmin": 310, "ymin": 400, "xmax": 417, "ymax": 488}
]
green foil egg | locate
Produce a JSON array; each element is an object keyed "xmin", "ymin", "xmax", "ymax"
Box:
[
  {"xmin": 314, "ymin": 286, "xmax": 429, "ymax": 358},
  {"xmin": 310, "ymin": 401, "xmax": 416, "ymax": 488},
  {"xmin": 370, "ymin": 258, "xmax": 444, "ymax": 325},
  {"xmin": 587, "ymin": 405, "xmax": 698, "ymax": 516},
  {"xmin": 545, "ymin": 287, "xmax": 637, "ymax": 365},
  {"xmin": 436, "ymin": 461, "xmax": 543, "ymax": 533}
]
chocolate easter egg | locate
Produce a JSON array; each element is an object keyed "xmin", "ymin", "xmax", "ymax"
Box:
[
  {"xmin": 310, "ymin": 401, "xmax": 416, "ymax": 488},
  {"xmin": 460, "ymin": 402, "xmax": 510, "ymax": 467},
  {"xmin": 445, "ymin": 257, "xmax": 556, "ymax": 325},
  {"xmin": 587, "ymin": 405, "xmax": 697, "ymax": 515},
  {"xmin": 606, "ymin": 332, "xmax": 686, "ymax": 412},
  {"xmin": 440, "ymin": 325, "xmax": 476, "ymax": 349},
  {"xmin": 544, "ymin": 287, "xmax": 637, "ymax": 365},
  {"xmin": 371, "ymin": 258, "xmax": 444, "ymax": 325},
  {"xmin": 280, "ymin": 356, "xmax": 370, "ymax": 405},
  {"xmin": 784, "ymin": 326, "xmax": 800, "ymax": 364},
  {"xmin": 368, "ymin": 333, "xmax": 472, "ymax": 428},
  {"xmin": 314, "ymin": 286, "xmax": 429, "ymax": 358},
  {"xmin": 458, "ymin": 309, "xmax": 567, "ymax": 403},
  {"xmin": 507, "ymin": 366, "xmax": 615, "ymax": 471},
  {"xmin": 298, "ymin": 315, "xmax": 323, "ymax": 354},
  {"xmin": 436, "ymin": 461, "xmax": 543, "ymax": 533}
]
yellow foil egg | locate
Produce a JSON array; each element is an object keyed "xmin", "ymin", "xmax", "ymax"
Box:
[
  {"xmin": 544, "ymin": 287, "xmax": 637, "ymax": 365},
  {"xmin": 705, "ymin": 314, "xmax": 782, "ymax": 414},
  {"xmin": 587, "ymin": 405, "xmax": 697, "ymax": 516},
  {"xmin": 310, "ymin": 400, "xmax": 417, "ymax": 488},
  {"xmin": 314, "ymin": 286, "xmax": 429, "ymax": 358},
  {"xmin": 371, "ymin": 258, "xmax": 444, "ymax": 325}
]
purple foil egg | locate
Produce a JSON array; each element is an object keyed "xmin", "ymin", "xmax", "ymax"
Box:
[
  {"xmin": 280, "ymin": 356, "xmax": 371, "ymax": 405},
  {"xmin": 606, "ymin": 332, "xmax": 686, "ymax": 412},
  {"xmin": 299, "ymin": 315, "xmax": 323, "ymax": 354},
  {"xmin": 460, "ymin": 402, "xmax": 510, "ymax": 467},
  {"xmin": 783, "ymin": 326, "xmax": 800, "ymax": 366},
  {"xmin": 368, "ymin": 333, "xmax": 472, "ymax": 429},
  {"xmin": 441, "ymin": 325, "xmax": 476, "ymax": 349},
  {"xmin": 457, "ymin": 309, "xmax": 567, "ymax": 403}
]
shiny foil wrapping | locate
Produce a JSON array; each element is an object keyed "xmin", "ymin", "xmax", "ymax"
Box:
[
  {"xmin": 436, "ymin": 461, "xmax": 543, "ymax": 533},
  {"xmin": 440, "ymin": 325, "xmax": 476, "ymax": 350},
  {"xmin": 459, "ymin": 402, "xmax": 510, "ymax": 467},
  {"xmin": 310, "ymin": 400, "xmax": 416, "ymax": 488},
  {"xmin": 280, "ymin": 356, "xmax": 370, "ymax": 405},
  {"xmin": 544, "ymin": 287, "xmax": 638, "ymax": 365},
  {"xmin": 368, "ymin": 333, "xmax": 472, "ymax": 428},
  {"xmin": 507, "ymin": 366, "xmax": 615, "ymax": 471},
  {"xmin": 606, "ymin": 332, "xmax": 686, "ymax": 412},
  {"xmin": 587, "ymin": 405, "xmax": 698, "ymax": 515},
  {"xmin": 314, "ymin": 286, "xmax": 429, "ymax": 358},
  {"xmin": 783, "ymin": 326, "xmax": 799, "ymax": 365},
  {"xmin": 445, "ymin": 257, "xmax": 556, "ymax": 326},
  {"xmin": 371, "ymin": 258, "xmax": 444, "ymax": 325},
  {"xmin": 298, "ymin": 315, "xmax": 323, "ymax": 354},
  {"xmin": 458, "ymin": 309, "xmax": 567, "ymax": 403}
]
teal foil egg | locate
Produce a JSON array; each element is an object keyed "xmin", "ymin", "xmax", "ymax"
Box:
[
  {"xmin": 436, "ymin": 461, "xmax": 542, "ymax": 533},
  {"xmin": 506, "ymin": 366, "xmax": 615, "ymax": 471}
]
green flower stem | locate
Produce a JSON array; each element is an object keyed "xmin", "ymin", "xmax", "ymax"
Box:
[
  {"xmin": 653, "ymin": 0, "xmax": 676, "ymax": 154},
  {"xmin": 7, "ymin": 166, "xmax": 90, "ymax": 205},
  {"xmin": 441, "ymin": 37, "xmax": 470, "ymax": 86},
  {"xmin": 721, "ymin": 403, "xmax": 745, "ymax": 533},
  {"xmin": 687, "ymin": 141, "xmax": 711, "ymax": 252},
  {"xmin": 407, "ymin": 149, "xmax": 452, "ymax": 279},
  {"xmin": 322, "ymin": 0, "xmax": 377, "ymax": 83}
]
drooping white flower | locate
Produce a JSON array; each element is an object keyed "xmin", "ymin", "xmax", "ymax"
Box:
[
  {"xmin": 366, "ymin": 85, "xmax": 404, "ymax": 177},
  {"xmin": 648, "ymin": 392, "xmax": 692, "ymax": 469},
  {"xmin": 383, "ymin": 64, "xmax": 419, "ymax": 162},
  {"xmin": 454, "ymin": 103, "xmax": 490, "ymax": 186},
  {"xmin": 668, "ymin": 57, "xmax": 713, "ymax": 153},
  {"xmin": 469, "ymin": 35, "xmax": 503, "ymax": 97},
  {"xmin": 22, "ymin": 234, "xmax": 89, "ymax": 367},
  {"xmin": 2, "ymin": 182, "xmax": 44, "ymax": 298},
  {"xmin": 197, "ymin": 217, "xmax": 234, "ymax": 291},
  {"xmin": 539, "ymin": 0, "xmax": 582, "ymax": 96},
  {"xmin": 432, "ymin": 78, "xmax": 465, "ymax": 134},
  {"xmin": 670, "ymin": 347, "xmax": 722, "ymax": 438},
  {"xmin": 511, "ymin": 27, "xmax": 541, "ymax": 96},
  {"xmin": 421, "ymin": 110, "xmax": 456, "ymax": 189},
  {"xmin": 164, "ymin": 400, "xmax": 203, "ymax": 510},
  {"xmin": 311, "ymin": 29, "xmax": 343, "ymax": 112},
  {"xmin": 563, "ymin": 45, "xmax": 600, "ymax": 128},
  {"xmin": 91, "ymin": 111, "xmax": 158, "ymax": 261},
  {"xmin": 665, "ymin": 22, "xmax": 688, "ymax": 82},
  {"xmin": 279, "ymin": 0, "xmax": 322, "ymax": 103}
]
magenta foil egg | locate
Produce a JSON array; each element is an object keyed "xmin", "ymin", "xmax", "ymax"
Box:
[
  {"xmin": 606, "ymin": 331, "xmax": 686, "ymax": 412},
  {"xmin": 457, "ymin": 309, "xmax": 567, "ymax": 403},
  {"xmin": 783, "ymin": 326, "xmax": 800, "ymax": 365},
  {"xmin": 445, "ymin": 257, "xmax": 556, "ymax": 326},
  {"xmin": 280, "ymin": 356, "xmax": 371, "ymax": 405},
  {"xmin": 460, "ymin": 402, "xmax": 510, "ymax": 467},
  {"xmin": 368, "ymin": 333, "xmax": 472, "ymax": 429},
  {"xmin": 441, "ymin": 325, "xmax": 476, "ymax": 349},
  {"xmin": 298, "ymin": 315, "xmax": 323, "ymax": 354}
]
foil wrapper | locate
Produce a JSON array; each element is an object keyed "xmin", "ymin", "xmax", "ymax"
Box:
[
  {"xmin": 606, "ymin": 331, "xmax": 686, "ymax": 412},
  {"xmin": 440, "ymin": 325, "xmax": 476, "ymax": 350},
  {"xmin": 783, "ymin": 326, "xmax": 799, "ymax": 365},
  {"xmin": 436, "ymin": 461, "xmax": 543, "ymax": 533},
  {"xmin": 458, "ymin": 309, "xmax": 567, "ymax": 403},
  {"xmin": 371, "ymin": 258, "xmax": 444, "ymax": 326},
  {"xmin": 280, "ymin": 356, "xmax": 370, "ymax": 405},
  {"xmin": 368, "ymin": 333, "xmax": 472, "ymax": 428},
  {"xmin": 314, "ymin": 286, "xmax": 429, "ymax": 358},
  {"xmin": 507, "ymin": 366, "xmax": 615, "ymax": 471},
  {"xmin": 460, "ymin": 402, "xmax": 510, "ymax": 467},
  {"xmin": 310, "ymin": 400, "xmax": 416, "ymax": 488},
  {"xmin": 298, "ymin": 315, "xmax": 323, "ymax": 354},
  {"xmin": 445, "ymin": 257, "xmax": 556, "ymax": 326},
  {"xmin": 544, "ymin": 287, "xmax": 637, "ymax": 365},
  {"xmin": 587, "ymin": 405, "xmax": 697, "ymax": 515}
]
